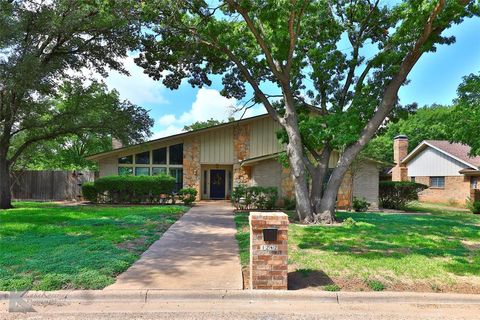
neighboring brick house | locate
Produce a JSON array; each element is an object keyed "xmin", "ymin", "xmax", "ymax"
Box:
[
  {"xmin": 86, "ymin": 114, "xmax": 381, "ymax": 209},
  {"xmin": 391, "ymin": 136, "xmax": 480, "ymax": 206}
]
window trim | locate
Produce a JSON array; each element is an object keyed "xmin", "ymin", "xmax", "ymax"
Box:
[
  {"xmin": 429, "ymin": 176, "xmax": 445, "ymax": 189},
  {"xmin": 116, "ymin": 142, "xmax": 184, "ymax": 177}
]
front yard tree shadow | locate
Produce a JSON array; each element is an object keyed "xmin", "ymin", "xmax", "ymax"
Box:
[{"xmin": 288, "ymin": 269, "xmax": 335, "ymax": 290}]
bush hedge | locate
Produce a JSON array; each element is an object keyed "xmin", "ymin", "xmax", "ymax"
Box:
[
  {"xmin": 466, "ymin": 198, "xmax": 480, "ymax": 214},
  {"xmin": 178, "ymin": 188, "xmax": 198, "ymax": 205},
  {"xmin": 379, "ymin": 181, "xmax": 427, "ymax": 210},
  {"xmin": 231, "ymin": 185, "xmax": 278, "ymax": 210},
  {"xmin": 82, "ymin": 175, "xmax": 178, "ymax": 204},
  {"xmin": 81, "ymin": 182, "xmax": 97, "ymax": 203},
  {"xmin": 352, "ymin": 197, "xmax": 370, "ymax": 212}
]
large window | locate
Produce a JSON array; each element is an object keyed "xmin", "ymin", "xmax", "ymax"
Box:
[
  {"xmin": 152, "ymin": 167, "xmax": 167, "ymax": 176},
  {"xmin": 118, "ymin": 155, "xmax": 133, "ymax": 164},
  {"xmin": 118, "ymin": 167, "xmax": 133, "ymax": 176},
  {"xmin": 152, "ymin": 147, "xmax": 167, "ymax": 164},
  {"xmin": 169, "ymin": 143, "xmax": 183, "ymax": 165},
  {"xmin": 430, "ymin": 176, "xmax": 445, "ymax": 188},
  {"xmin": 170, "ymin": 168, "xmax": 183, "ymax": 192},
  {"xmin": 135, "ymin": 167, "xmax": 150, "ymax": 176},
  {"xmin": 135, "ymin": 151, "xmax": 150, "ymax": 165},
  {"xmin": 116, "ymin": 142, "xmax": 183, "ymax": 180}
]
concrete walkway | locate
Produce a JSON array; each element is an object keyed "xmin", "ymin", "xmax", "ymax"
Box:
[{"xmin": 107, "ymin": 201, "xmax": 243, "ymax": 290}]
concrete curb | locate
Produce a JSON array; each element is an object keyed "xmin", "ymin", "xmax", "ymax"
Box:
[{"xmin": 2, "ymin": 290, "xmax": 480, "ymax": 305}]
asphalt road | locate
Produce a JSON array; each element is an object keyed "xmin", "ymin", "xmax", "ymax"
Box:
[{"xmin": 2, "ymin": 300, "xmax": 480, "ymax": 320}]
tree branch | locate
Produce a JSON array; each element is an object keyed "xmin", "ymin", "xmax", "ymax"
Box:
[{"xmin": 225, "ymin": 0, "xmax": 286, "ymax": 82}]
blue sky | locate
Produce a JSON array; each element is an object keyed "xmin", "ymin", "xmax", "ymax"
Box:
[{"xmin": 104, "ymin": 16, "xmax": 480, "ymax": 139}]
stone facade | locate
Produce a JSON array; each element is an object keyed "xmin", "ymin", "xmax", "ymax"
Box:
[
  {"xmin": 183, "ymin": 136, "xmax": 201, "ymax": 200},
  {"xmin": 415, "ymin": 176, "xmax": 471, "ymax": 206},
  {"xmin": 337, "ymin": 171, "xmax": 353, "ymax": 209},
  {"xmin": 249, "ymin": 212, "xmax": 288, "ymax": 290},
  {"xmin": 233, "ymin": 124, "xmax": 251, "ymax": 186},
  {"xmin": 281, "ymin": 167, "xmax": 294, "ymax": 199}
]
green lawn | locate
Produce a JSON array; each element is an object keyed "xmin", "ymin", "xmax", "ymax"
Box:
[
  {"xmin": 0, "ymin": 202, "xmax": 188, "ymax": 291},
  {"xmin": 234, "ymin": 204, "xmax": 480, "ymax": 292}
]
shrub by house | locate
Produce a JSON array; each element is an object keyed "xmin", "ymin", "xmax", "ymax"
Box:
[{"xmin": 82, "ymin": 175, "xmax": 177, "ymax": 204}]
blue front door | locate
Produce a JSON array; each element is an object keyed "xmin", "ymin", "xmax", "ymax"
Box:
[{"xmin": 210, "ymin": 170, "xmax": 226, "ymax": 199}]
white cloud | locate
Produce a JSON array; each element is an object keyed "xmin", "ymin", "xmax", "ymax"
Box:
[
  {"xmin": 158, "ymin": 114, "xmax": 177, "ymax": 126},
  {"xmin": 105, "ymin": 56, "xmax": 168, "ymax": 106},
  {"xmin": 153, "ymin": 88, "xmax": 240, "ymax": 138}
]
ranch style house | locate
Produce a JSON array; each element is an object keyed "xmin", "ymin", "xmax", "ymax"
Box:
[
  {"xmin": 87, "ymin": 114, "xmax": 382, "ymax": 209},
  {"xmin": 391, "ymin": 136, "xmax": 480, "ymax": 206}
]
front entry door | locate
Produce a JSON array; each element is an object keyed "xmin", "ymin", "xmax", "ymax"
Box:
[{"xmin": 210, "ymin": 170, "xmax": 226, "ymax": 199}]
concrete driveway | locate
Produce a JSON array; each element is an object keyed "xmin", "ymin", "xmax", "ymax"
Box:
[{"xmin": 107, "ymin": 201, "xmax": 243, "ymax": 290}]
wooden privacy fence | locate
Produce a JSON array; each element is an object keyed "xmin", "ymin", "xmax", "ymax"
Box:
[{"xmin": 11, "ymin": 170, "xmax": 95, "ymax": 201}]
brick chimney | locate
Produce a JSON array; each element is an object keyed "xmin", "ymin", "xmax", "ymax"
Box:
[
  {"xmin": 391, "ymin": 135, "xmax": 408, "ymax": 181},
  {"xmin": 112, "ymin": 137, "xmax": 123, "ymax": 150}
]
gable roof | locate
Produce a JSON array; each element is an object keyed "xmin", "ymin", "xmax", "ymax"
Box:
[
  {"xmin": 401, "ymin": 140, "xmax": 480, "ymax": 170},
  {"xmin": 86, "ymin": 113, "xmax": 270, "ymax": 161}
]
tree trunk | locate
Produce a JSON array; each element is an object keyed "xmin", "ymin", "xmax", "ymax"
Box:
[
  {"xmin": 283, "ymin": 115, "xmax": 314, "ymax": 222},
  {"xmin": 317, "ymin": 148, "xmax": 360, "ymax": 223},
  {"xmin": 310, "ymin": 168, "xmax": 323, "ymax": 213},
  {"xmin": 308, "ymin": 146, "xmax": 331, "ymax": 215},
  {"xmin": 0, "ymin": 153, "xmax": 12, "ymax": 210}
]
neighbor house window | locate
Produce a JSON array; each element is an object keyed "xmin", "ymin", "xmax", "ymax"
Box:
[
  {"xmin": 411, "ymin": 177, "xmax": 416, "ymax": 183},
  {"xmin": 169, "ymin": 143, "xmax": 183, "ymax": 165},
  {"xmin": 430, "ymin": 176, "xmax": 445, "ymax": 188},
  {"xmin": 471, "ymin": 177, "xmax": 478, "ymax": 190},
  {"xmin": 118, "ymin": 167, "xmax": 133, "ymax": 176},
  {"xmin": 152, "ymin": 167, "xmax": 167, "ymax": 175},
  {"xmin": 118, "ymin": 155, "xmax": 133, "ymax": 164},
  {"xmin": 152, "ymin": 147, "xmax": 167, "ymax": 164},
  {"xmin": 135, "ymin": 167, "xmax": 150, "ymax": 176},
  {"xmin": 135, "ymin": 151, "xmax": 150, "ymax": 165},
  {"xmin": 170, "ymin": 168, "xmax": 183, "ymax": 192}
]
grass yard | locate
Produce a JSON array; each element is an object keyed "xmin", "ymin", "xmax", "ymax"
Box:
[
  {"xmin": 234, "ymin": 204, "xmax": 480, "ymax": 293},
  {"xmin": 0, "ymin": 202, "xmax": 188, "ymax": 291}
]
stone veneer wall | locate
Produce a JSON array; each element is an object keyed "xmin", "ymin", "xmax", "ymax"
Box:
[
  {"xmin": 415, "ymin": 175, "xmax": 470, "ymax": 206},
  {"xmin": 233, "ymin": 124, "xmax": 251, "ymax": 186},
  {"xmin": 280, "ymin": 167, "xmax": 294, "ymax": 199},
  {"xmin": 337, "ymin": 171, "xmax": 353, "ymax": 209},
  {"xmin": 183, "ymin": 136, "xmax": 201, "ymax": 200}
]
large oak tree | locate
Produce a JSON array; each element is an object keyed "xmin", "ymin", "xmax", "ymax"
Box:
[
  {"xmin": 137, "ymin": 0, "xmax": 477, "ymax": 223},
  {"xmin": 0, "ymin": 1, "xmax": 152, "ymax": 209}
]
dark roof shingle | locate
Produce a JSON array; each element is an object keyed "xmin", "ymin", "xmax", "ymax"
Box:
[{"xmin": 425, "ymin": 140, "xmax": 480, "ymax": 168}]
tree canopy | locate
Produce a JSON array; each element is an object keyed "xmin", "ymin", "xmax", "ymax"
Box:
[
  {"xmin": 183, "ymin": 117, "xmax": 235, "ymax": 131},
  {"xmin": 364, "ymin": 72, "xmax": 480, "ymax": 163},
  {"xmin": 137, "ymin": 0, "xmax": 478, "ymax": 222},
  {"xmin": 0, "ymin": 0, "xmax": 150, "ymax": 209}
]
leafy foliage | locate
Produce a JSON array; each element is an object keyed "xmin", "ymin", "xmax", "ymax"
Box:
[
  {"xmin": 352, "ymin": 197, "xmax": 370, "ymax": 212},
  {"xmin": 183, "ymin": 117, "xmax": 234, "ymax": 132},
  {"xmin": 366, "ymin": 279, "xmax": 385, "ymax": 291},
  {"xmin": 447, "ymin": 73, "xmax": 480, "ymax": 156},
  {"xmin": 86, "ymin": 175, "xmax": 176, "ymax": 204},
  {"xmin": 283, "ymin": 197, "xmax": 296, "ymax": 210},
  {"xmin": 81, "ymin": 182, "xmax": 97, "ymax": 203},
  {"xmin": 466, "ymin": 198, "xmax": 480, "ymax": 214},
  {"xmin": 136, "ymin": 0, "xmax": 478, "ymax": 222},
  {"xmin": 178, "ymin": 188, "xmax": 198, "ymax": 205},
  {"xmin": 379, "ymin": 181, "xmax": 428, "ymax": 210},
  {"xmin": 0, "ymin": 0, "xmax": 150, "ymax": 208},
  {"xmin": 363, "ymin": 105, "xmax": 453, "ymax": 163},
  {"xmin": 12, "ymin": 134, "xmax": 112, "ymax": 171},
  {"xmin": 231, "ymin": 185, "xmax": 278, "ymax": 210}
]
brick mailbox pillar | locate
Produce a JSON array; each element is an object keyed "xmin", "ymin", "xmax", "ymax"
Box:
[{"xmin": 249, "ymin": 212, "xmax": 289, "ymax": 290}]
